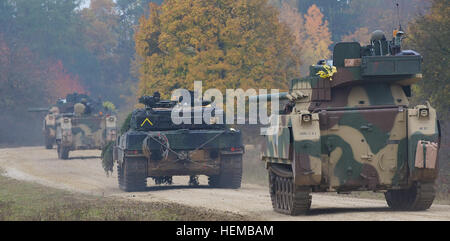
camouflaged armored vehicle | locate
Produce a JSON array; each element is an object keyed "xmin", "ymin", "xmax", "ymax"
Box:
[
  {"xmin": 53, "ymin": 93, "xmax": 117, "ymax": 159},
  {"xmin": 257, "ymin": 29, "xmax": 441, "ymax": 215},
  {"xmin": 28, "ymin": 106, "xmax": 61, "ymax": 149},
  {"xmin": 113, "ymin": 93, "xmax": 243, "ymax": 192}
]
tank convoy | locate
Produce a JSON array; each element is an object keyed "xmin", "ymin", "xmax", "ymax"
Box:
[
  {"xmin": 254, "ymin": 29, "xmax": 441, "ymax": 215},
  {"xmin": 112, "ymin": 92, "xmax": 243, "ymax": 192},
  {"xmin": 30, "ymin": 93, "xmax": 117, "ymax": 159}
]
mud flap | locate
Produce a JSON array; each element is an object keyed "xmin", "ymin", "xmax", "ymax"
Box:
[{"xmin": 291, "ymin": 112, "xmax": 322, "ymax": 186}]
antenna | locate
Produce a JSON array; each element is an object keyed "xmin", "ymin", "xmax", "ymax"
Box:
[
  {"xmin": 391, "ymin": 0, "xmax": 396, "ymax": 34},
  {"xmin": 396, "ymin": 2, "xmax": 403, "ymax": 31}
]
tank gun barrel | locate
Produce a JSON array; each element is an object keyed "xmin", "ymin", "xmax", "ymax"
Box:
[
  {"xmin": 249, "ymin": 91, "xmax": 308, "ymax": 103},
  {"xmin": 249, "ymin": 92, "xmax": 289, "ymax": 103}
]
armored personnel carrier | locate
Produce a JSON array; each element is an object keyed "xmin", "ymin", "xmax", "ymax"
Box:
[
  {"xmin": 113, "ymin": 93, "xmax": 243, "ymax": 192},
  {"xmin": 45, "ymin": 93, "xmax": 117, "ymax": 159},
  {"xmin": 29, "ymin": 106, "xmax": 60, "ymax": 149},
  {"xmin": 256, "ymin": 29, "xmax": 441, "ymax": 215},
  {"xmin": 28, "ymin": 93, "xmax": 93, "ymax": 150}
]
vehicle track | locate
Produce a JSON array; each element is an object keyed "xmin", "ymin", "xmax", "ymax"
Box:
[{"xmin": 1, "ymin": 146, "xmax": 450, "ymax": 221}]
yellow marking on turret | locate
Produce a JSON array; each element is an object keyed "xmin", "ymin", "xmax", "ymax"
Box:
[{"xmin": 141, "ymin": 118, "xmax": 153, "ymax": 127}]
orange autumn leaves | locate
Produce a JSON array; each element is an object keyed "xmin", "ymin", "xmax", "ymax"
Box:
[
  {"xmin": 134, "ymin": 0, "xmax": 340, "ymax": 98},
  {"xmin": 45, "ymin": 60, "xmax": 85, "ymax": 101},
  {"xmin": 279, "ymin": 3, "xmax": 332, "ymax": 75},
  {"xmin": 0, "ymin": 35, "xmax": 84, "ymax": 110},
  {"xmin": 135, "ymin": 0, "xmax": 301, "ymax": 98}
]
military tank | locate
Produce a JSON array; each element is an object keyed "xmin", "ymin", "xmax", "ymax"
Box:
[
  {"xmin": 113, "ymin": 92, "xmax": 243, "ymax": 192},
  {"xmin": 30, "ymin": 93, "xmax": 118, "ymax": 159},
  {"xmin": 254, "ymin": 29, "xmax": 441, "ymax": 215}
]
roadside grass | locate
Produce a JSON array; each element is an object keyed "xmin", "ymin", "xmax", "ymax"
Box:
[{"xmin": 0, "ymin": 173, "xmax": 247, "ymax": 221}]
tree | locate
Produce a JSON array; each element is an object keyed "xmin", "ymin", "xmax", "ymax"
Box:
[
  {"xmin": 0, "ymin": 0, "xmax": 145, "ymax": 107},
  {"xmin": 45, "ymin": 60, "xmax": 85, "ymax": 101},
  {"xmin": 342, "ymin": 0, "xmax": 431, "ymax": 42},
  {"xmin": 9, "ymin": 0, "xmax": 85, "ymax": 61},
  {"xmin": 135, "ymin": 0, "xmax": 301, "ymax": 97},
  {"xmin": 407, "ymin": 0, "xmax": 449, "ymax": 117},
  {"xmin": 273, "ymin": 0, "xmax": 430, "ymax": 44},
  {"xmin": 279, "ymin": 2, "xmax": 305, "ymax": 49},
  {"xmin": 116, "ymin": 1, "xmax": 164, "ymax": 71},
  {"xmin": 0, "ymin": 36, "xmax": 48, "ymax": 110},
  {"xmin": 0, "ymin": 0, "xmax": 99, "ymax": 99},
  {"xmin": 341, "ymin": 27, "xmax": 370, "ymax": 44},
  {"xmin": 300, "ymin": 4, "xmax": 332, "ymax": 74},
  {"xmin": 81, "ymin": 0, "xmax": 138, "ymax": 104},
  {"xmin": 0, "ymin": 36, "xmax": 48, "ymax": 145},
  {"xmin": 82, "ymin": 0, "xmax": 119, "ymax": 61},
  {"xmin": 0, "ymin": 0, "xmax": 151, "ymax": 144},
  {"xmin": 0, "ymin": 35, "xmax": 84, "ymax": 109}
]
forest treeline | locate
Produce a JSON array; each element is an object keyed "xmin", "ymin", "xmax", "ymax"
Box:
[
  {"xmin": 0, "ymin": 0, "xmax": 163, "ymax": 110},
  {"xmin": 0, "ymin": 0, "xmax": 163, "ymax": 144},
  {"xmin": 135, "ymin": 0, "xmax": 448, "ymax": 117},
  {"xmin": 0, "ymin": 0, "xmax": 448, "ymax": 145}
]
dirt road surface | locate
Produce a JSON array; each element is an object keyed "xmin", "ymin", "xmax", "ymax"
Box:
[{"xmin": 1, "ymin": 146, "xmax": 449, "ymax": 221}]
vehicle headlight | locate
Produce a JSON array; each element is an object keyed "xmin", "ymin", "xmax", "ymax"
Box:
[{"xmin": 419, "ymin": 109, "xmax": 429, "ymax": 117}]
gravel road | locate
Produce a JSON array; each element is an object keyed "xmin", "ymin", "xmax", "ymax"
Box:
[{"xmin": 1, "ymin": 146, "xmax": 449, "ymax": 221}]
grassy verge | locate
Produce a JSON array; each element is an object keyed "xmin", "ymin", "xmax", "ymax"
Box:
[{"xmin": 0, "ymin": 173, "xmax": 248, "ymax": 221}]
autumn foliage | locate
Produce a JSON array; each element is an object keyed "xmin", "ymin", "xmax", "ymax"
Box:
[
  {"xmin": 407, "ymin": 0, "xmax": 450, "ymax": 117},
  {"xmin": 341, "ymin": 27, "xmax": 370, "ymax": 45},
  {"xmin": 45, "ymin": 61, "xmax": 85, "ymax": 101},
  {"xmin": 135, "ymin": 0, "xmax": 301, "ymax": 97},
  {"xmin": 279, "ymin": 3, "xmax": 332, "ymax": 75},
  {"xmin": 0, "ymin": 35, "xmax": 84, "ymax": 110}
]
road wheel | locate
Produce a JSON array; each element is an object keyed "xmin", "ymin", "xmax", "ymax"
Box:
[
  {"xmin": 117, "ymin": 164, "xmax": 124, "ymax": 190},
  {"xmin": 120, "ymin": 157, "xmax": 147, "ymax": 192},
  {"xmin": 208, "ymin": 154, "xmax": 242, "ymax": 189},
  {"xmin": 57, "ymin": 144, "xmax": 69, "ymax": 160},
  {"xmin": 45, "ymin": 136, "xmax": 53, "ymax": 149},
  {"xmin": 268, "ymin": 164, "xmax": 311, "ymax": 215},
  {"xmin": 385, "ymin": 182, "xmax": 435, "ymax": 211}
]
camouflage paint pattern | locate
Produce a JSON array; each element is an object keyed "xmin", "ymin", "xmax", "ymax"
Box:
[
  {"xmin": 56, "ymin": 114, "xmax": 117, "ymax": 150},
  {"xmin": 44, "ymin": 113, "xmax": 57, "ymax": 138},
  {"xmin": 261, "ymin": 42, "xmax": 440, "ymax": 192}
]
